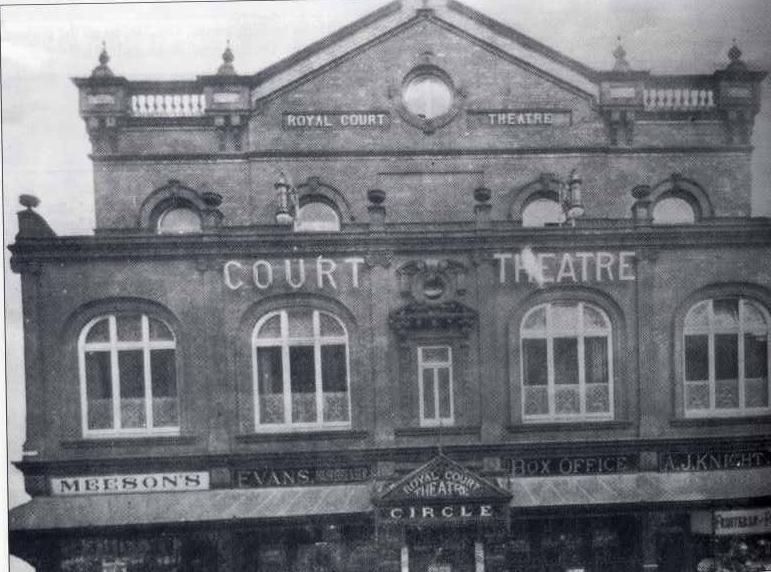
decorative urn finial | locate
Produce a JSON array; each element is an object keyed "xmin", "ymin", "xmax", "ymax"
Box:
[
  {"xmin": 726, "ymin": 39, "xmax": 747, "ymax": 71},
  {"xmin": 612, "ymin": 36, "xmax": 631, "ymax": 72},
  {"xmin": 217, "ymin": 40, "xmax": 236, "ymax": 75},
  {"xmin": 91, "ymin": 41, "xmax": 114, "ymax": 77}
]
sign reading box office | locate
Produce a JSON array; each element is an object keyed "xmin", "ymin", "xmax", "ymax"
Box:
[
  {"xmin": 51, "ymin": 472, "xmax": 209, "ymax": 495},
  {"xmin": 510, "ymin": 454, "xmax": 637, "ymax": 477}
]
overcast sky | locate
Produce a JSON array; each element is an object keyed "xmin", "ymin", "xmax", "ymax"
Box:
[{"xmin": 2, "ymin": 0, "xmax": 770, "ymax": 569}]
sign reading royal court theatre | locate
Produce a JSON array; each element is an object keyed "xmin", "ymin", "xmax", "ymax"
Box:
[{"xmin": 375, "ymin": 455, "xmax": 511, "ymax": 526}]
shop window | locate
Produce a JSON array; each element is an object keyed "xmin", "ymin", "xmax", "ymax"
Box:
[
  {"xmin": 418, "ymin": 346, "xmax": 454, "ymax": 426},
  {"xmin": 520, "ymin": 302, "xmax": 613, "ymax": 422},
  {"xmin": 79, "ymin": 314, "xmax": 179, "ymax": 437},
  {"xmin": 522, "ymin": 198, "xmax": 563, "ymax": 227},
  {"xmin": 652, "ymin": 196, "xmax": 696, "ymax": 225},
  {"xmin": 252, "ymin": 309, "xmax": 351, "ymax": 430},
  {"xmin": 684, "ymin": 297, "xmax": 769, "ymax": 417},
  {"xmin": 157, "ymin": 206, "xmax": 202, "ymax": 234},
  {"xmin": 294, "ymin": 201, "xmax": 340, "ymax": 232}
]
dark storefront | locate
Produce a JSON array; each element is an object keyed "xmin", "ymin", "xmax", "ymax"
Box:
[{"xmin": 8, "ymin": 0, "xmax": 771, "ymax": 570}]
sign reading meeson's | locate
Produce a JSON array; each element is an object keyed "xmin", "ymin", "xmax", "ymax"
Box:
[
  {"xmin": 223, "ymin": 251, "xmax": 636, "ymax": 291},
  {"xmin": 51, "ymin": 472, "xmax": 209, "ymax": 495}
]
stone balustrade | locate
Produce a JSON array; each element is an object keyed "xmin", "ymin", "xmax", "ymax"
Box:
[
  {"xmin": 643, "ymin": 86, "xmax": 715, "ymax": 111},
  {"xmin": 130, "ymin": 93, "xmax": 206, "ymax": 117}
]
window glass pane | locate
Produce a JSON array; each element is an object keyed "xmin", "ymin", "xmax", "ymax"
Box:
[
  {"xmin": 554, "ymin": 338, "xmax": 579, "ymax": 385},
  {"xmin": 686, "ymin": 382, "xmax": 710, "ymax": 410},
  {"xmin": 685, "ymin": 301, "xmax": 710, "ymax": 330},
  {"xmin": 550, "ymin": 303, "xmax": 578, "ymax": 333},
  {"xmin": 295, "ymin": 203, "xmax": 340, "ymax": 232},
  {"xmin": 148, "ymin": 318, "xmax": 173, "ymax": 341},
  {"xmin": 713, "ymin": 299, "xmax": 739, "ymax": 331},
  {"xmin": 522, "ymin": 339, "xmax": 547, "ymax": 386},
  {"xmin": 746, "ymin": 378, "xmax": 769, "ymax": 408},
  {"xmin": 583, "ymin": 305, "xmax": 608, "ymax": 330},
  {"xmin": 745, "ymin": 333, "xmax": 768, "ymax": 379},
  {"xmin": 524, "ymin": 387, "xmax": 548, "ymax": 415},
  {"xmin": 150, "ymin": 349, "xmax": 177, "ymax": 427},
  {"xmin": 86, "ymin": 318, "xmax": 110, "ymax": 343},
  {"xmin": 422, "ymin": 368, "xmax": 436, "ymax": 419},
  {"xmin": 652, "ymin": 197, "xmax": 695, "ymax": 225},
  {"xmin": 522, "ymin": 307, "xmax": 546, "ymax": 332},
  {"xmin": 586, "ymin": 384, "xmax": 610, "ymax": 413},
  {"xmin": 421, "ymin": 347, "xmax": 449, "ymax": 363},
  {"xmin": 715, "ymin": 379, "xmax": 739, "ymax": 409},
  {"xmin": 116, "ymin": 315, "xmax": 143, "ymax": 342},
  {"xmin": 555, "ymin": 387, "xmax": 580, "ymax": 414},
  {"xmin": 403, "ymin": 75, "xmax": 453, "ymax": 119},
  {"xmin": 437, "ymin": 368, "xmax": 452, "ymax": 419},
  {"xmin": 715, "ymin": 334, "xmax": 738, "ymax": 380},
  {"xmin": 118, "ymin": 350, "xmax": 146, "ymax": 428},
  {"xmin": 158, "ymin": 208, "xmax": 201, "ymax": 234},
  {"xmin": 290, "ymin": 346, "xmax": 316, "ymax": 423},
  {"xmin": 321, "ymin": 345, "xmax": 348, "ymax": 422},
  {"xmin": 86, "ymin": 351, "xmax": 113, "ymax": 429},
  {"xmin": 522, "ymin": 199, "xmax": 562, "ymax": 228},
  {"xmin": 257, "ymin": 314, "xmax": 282, "ymax": 339},
  {"xmin": 287, "ymin": 310, "xmax": 314, "ymax": 338},
  {"xmin": 685, "ymin": 335, "xmax": 709, "ymax": 381},
  {"xmin": 257, "ymin": 347, "xmax": 284, "ymax": 424},
  {"xmin": 743, "ymin": 300, "xmax": 768, "ymax": 331},
  {"xmin": 584, "ymin": 337, "xmax": 608, "ymax": 384},
  {"xmin": 319, "ymin": 313, "xmax": 344, "ymax": 337}
]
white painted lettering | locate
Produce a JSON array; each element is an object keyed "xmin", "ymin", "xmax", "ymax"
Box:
[
  {"xmin": 284, "ymin": 259, "xmax": 306, "ymax": 289},
  {"xmin": 316, "ymin": 256, "xmax": 337, "ymax": 289},
  {"xmin": 252, "ymin": 260, "xmax": 273, "ymax": 289},
  {"xmin": 224, "ymin": 260, "xmax": 245, "ymax": 290},
  {"xmin": 619, "ymin": 251, "xmax": 636, "ymax": 280},
  {"xmin": 345, "ymin": 257, "xmax": 365, "ymax": 287},
  {"xmin": 493, "ymin": 253, "xmax": 512, "ymax": 283}
]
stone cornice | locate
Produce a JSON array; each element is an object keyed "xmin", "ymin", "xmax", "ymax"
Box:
[{"xmin": 8, "ymin": 221, "xmax": 771, "ymax": 267}]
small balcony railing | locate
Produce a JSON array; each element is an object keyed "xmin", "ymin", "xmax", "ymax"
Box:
[
  {"xmin": 130, "ymin": 93, "xmax": 206, "ymax": 117},
  {"xmin": 642, "ymin": 77, "xmax": 716, "ymax": 111}
]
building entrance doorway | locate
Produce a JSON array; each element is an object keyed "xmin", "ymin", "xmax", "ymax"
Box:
[{"xmin": 408, "ymin": 528, "xmax": 476, "ymax": 572}]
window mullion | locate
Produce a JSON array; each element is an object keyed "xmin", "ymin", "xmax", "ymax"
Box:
[
  {"xmin": 313, "ymin": 311, "xmax": 324, "ymax": 425},
  {"xmin": 281, "ymin": 311, "xmax": 292, "ymax": 425},
  {"xmin": 418, "ymin": 349, "xmax": 426, "ymax": 424},
  {"xmin": 546, "ymin": 304, "xmax": 555, "ymax": 418},
  {"xmin": 708, "ymin": 300, "xmax": 716, "ymax": 411},
  {"xmin": 738, "ymin": 300, "xmax": 746, "ymax": 409},
  {"xmin": 109, "ymin": 316, "xmax": 122, "ymax": 431},
  {"xmin": 447, "ymin": 349, "xmax": 455, "ymax": 422},
  {"xmin": 142, "ymin": 315, "xmax": 153, "ymax": 430},
  {"xmin": 577, "ymin": 303, "xmax": 587, "ymax": 415},
  {"xmin": 434, "ymin": 365, "xmax": 442, "ymax": 421}
]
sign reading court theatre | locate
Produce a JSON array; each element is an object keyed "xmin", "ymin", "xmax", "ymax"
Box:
[{"xmin": 375, "ymin": 455, "xmax": 511, "ymax": 527}]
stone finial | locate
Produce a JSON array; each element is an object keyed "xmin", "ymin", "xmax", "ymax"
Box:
[
  {"xmin": 19, "ymin": 194, "xmax": 40, "ymax": 210},
  {"xmin": 726, "ymin": 39, "xmax": 747, "ymax": 71},
  {"xmin": 217, "ymin": 40, "xmax": 236, "ymax": 75},
  {"xmin": 613, "ymin": 36, "xmax": 631, "ymax": 72},
  {"xmin": 91, "ymin": 41, "xmax": 114, "ymax": 77}
]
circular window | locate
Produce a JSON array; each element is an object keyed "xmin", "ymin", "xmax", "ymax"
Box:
[{"xmin": 403, "ymin": 73, "xmax": 453, "ymax": 120}]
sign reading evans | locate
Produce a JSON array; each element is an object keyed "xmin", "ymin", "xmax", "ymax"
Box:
[
  {"xmin": 235, "ymin": 466, "xmax": 370, "ymax": 488},
  {"xmin": 283, "ymin": 111, "xmax": 390, "ymax": 129},
  {"xmin": 714, "ymin": 509, "xmax": 771, "ymax": 536},
  {"xmin": 51, "ymin": 472, "xmax": 209, "ymax": 495}
]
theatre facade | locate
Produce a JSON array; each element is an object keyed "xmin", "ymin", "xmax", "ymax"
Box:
[{"xmin": 8, "ymin": 1, "xmax": 771, "ymax": 571}]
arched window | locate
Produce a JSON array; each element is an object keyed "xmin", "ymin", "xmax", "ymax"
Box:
[
  {"xmin": 252, "ymin": 309, "xmax": 350, "ymax": 430},
  {"xmin": 79, "ymin": 314, "xmax": 178, "ymax": 436},
  {"xmin": 520, "ymin": 302, "xmax": 613, "ymax": 421},
  {"xmin": 652, "ymin": 196, "xmax": 696, "ymax": 225},
  {"xmin": 522, "ymin": 198, "xmax": 563, "ymax": 227},
  {"xmin": 157, "ymin": 206, "xmax": 202, "ymax": 234},
  {"xmin": 294, "ymin": 201, "xmax": 340, "ymax": 232},
  {"xmin": 684, "ymin": 298, "xmax": 769, "ymax": 416}
]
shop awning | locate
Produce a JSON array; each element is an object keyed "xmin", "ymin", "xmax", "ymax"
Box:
[
  {"xmin": 10, "ymin": 484, "xmax": 372, "ymax": 532},
  {"xmin": 506, "ymin": 467, "xmax": 771, "ymax": 508}
]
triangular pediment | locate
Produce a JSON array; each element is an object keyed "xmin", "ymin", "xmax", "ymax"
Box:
[
  {"xmin": 377, "ymin": 454, "xmax": 511, "ymax": 505},
  {"xmin": 251, "ymin": 0, "xmax": 599, "ymax": 104}
]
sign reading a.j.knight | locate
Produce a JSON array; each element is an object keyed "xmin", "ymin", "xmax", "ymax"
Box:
[{"xmin": 51, "ymin": 472, "xmax": 209, "ymax": 495}]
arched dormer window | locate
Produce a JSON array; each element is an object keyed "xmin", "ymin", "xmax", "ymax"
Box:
[
  {"xmin": 79, "ymin": 313, "xmax": 179, "ymax": 436},
  {"xmin": 252, "ymin": 308, "xmax": 351, "ymax": 430},
  {"xmin": 683, "ymin": 297, "xmax": 769, "ymax": 416},
  {"xmin": 522, "ymin": 194, "xmax": 563, "ymax": 227},
  {"xmin": 650, "ymin": 174, "xmax": 711, "ymax": 225},
  {"xmin": 138, "ymin": 179, "xmax": 222, "ymax": 233},
  {"xmin": 520, "ymin": 301, "xmax": 614, "ymax": 422},
  {"xmin": 157, "ymin": 205, "xmax": 203, "ymax": 234},
  {"xmin": 294, "ymin": 200, "xmax": 341, "ymax": 232}
]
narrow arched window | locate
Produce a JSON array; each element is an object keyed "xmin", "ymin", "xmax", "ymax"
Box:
[
  {"xmin": 521, "ymin": 302, "xmax": 613, "ymax": 421},
  {"xmin": 79, "ymin": 314, "xmax": 178, "ymax": 436},
  {"xmin": 252, "ymin": 309, "xmax": 350, "ymax": 430},
  {"xmin": 294, "ymin": 201, "xmax": 340, "ymax": 232},
  {"xmin": 157, "ymin": 206, "xmax": 202, "ymax": 234},
  {"xmin": 684, "ymin": 298, "xmax": 769, "ymax": 416},
  {"xmin": 652, "ymin": 196, "xmax": 696, "ymax": 225}
]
